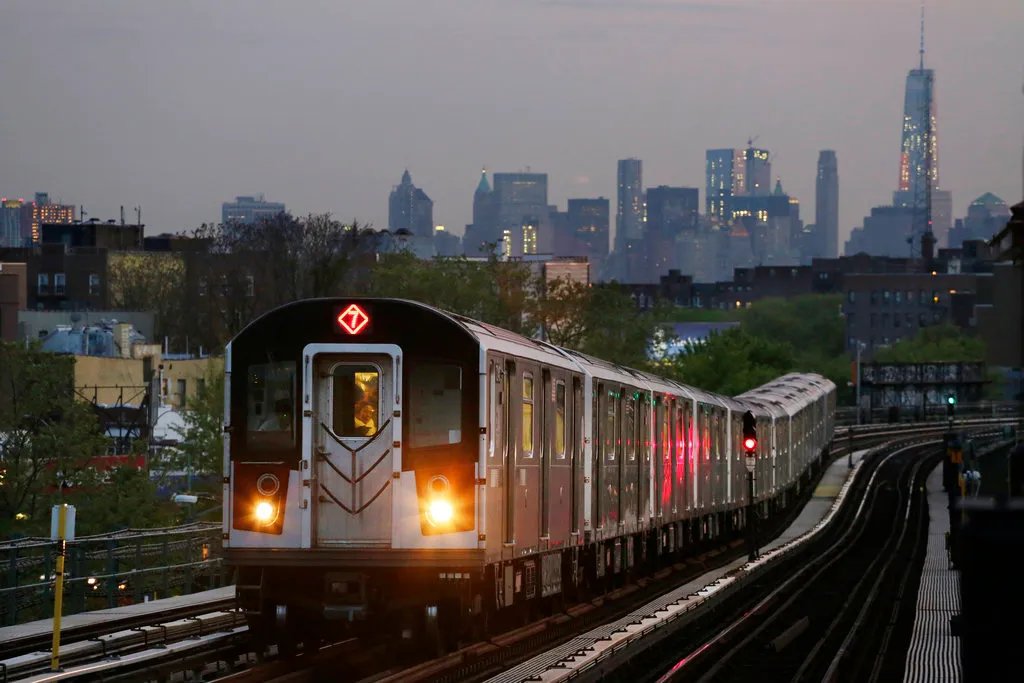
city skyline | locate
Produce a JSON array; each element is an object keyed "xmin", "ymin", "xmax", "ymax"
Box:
[{"xmin": 0, "ymin": 1, "xmax": 1021, "ymax": 246}]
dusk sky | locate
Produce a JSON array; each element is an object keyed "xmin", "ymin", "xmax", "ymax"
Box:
[{"xmin": 2, "ymin": 0, "xmax": 1021, "ymax": 248}]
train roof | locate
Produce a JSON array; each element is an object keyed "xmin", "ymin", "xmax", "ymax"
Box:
[{"xmin": 234, "ymin": 298, "xmax": 832, "ymax": 417}]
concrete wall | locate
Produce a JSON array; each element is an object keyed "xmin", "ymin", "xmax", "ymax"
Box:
[
  {"xmin": 74, "ymin": 355, "xmax": 147, "ymax": 405},
  {"xmin": 73, "ymin": 354, "xmax": 224, "ymax": 409}
]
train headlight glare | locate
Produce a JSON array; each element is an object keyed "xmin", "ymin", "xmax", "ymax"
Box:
[
  {"xmin": 426, "ymin": 499, "xmax": 454, "ymax": 526},
  {"xmin": 254, "ymin": 500, "xmax": 276, "ymax": 524}
]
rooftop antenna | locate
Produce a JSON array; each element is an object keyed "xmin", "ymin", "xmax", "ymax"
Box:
[{"xmin": 919, "ymin": 1, "xmax": 925, "ymax": 70}]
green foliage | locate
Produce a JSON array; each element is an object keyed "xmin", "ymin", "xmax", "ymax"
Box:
[
  {"xmin": 657, "ymin": 327, "xmax": 796, "ymax": 395},
  {"xmin": 578, "ymin": 286, "xmax": 661, "ymax": 369},
  {"xmin": 873, "ymin": 324, "xmax": 985, "ymax": 363},
  {"xmin": 65, "ymin": 467, "xmax": 169, "ymax": 535},
  {"xmin": 365, "ymin": 251, "xmax": 533, "ymax": 330},
  {"xmin": 172, "ymin": 366, "xmax": 225, "ymax": 483},
  {"xmin": 654, "ymin": 295, "xmax": 850, "ymax": 397},
  {"xmin": 0, "ymin": 343, "xmax": 109, "ymax": 538}
]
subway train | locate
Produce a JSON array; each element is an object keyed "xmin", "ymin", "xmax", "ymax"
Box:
[{"xmin": 222, "ymin": 298, "xmax": 836, "ymax": 642}]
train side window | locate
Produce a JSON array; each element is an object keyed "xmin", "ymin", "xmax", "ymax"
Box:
[
  {"xmin": 555, "ymin": 381, "xmax": 566, "ymax": 459},
  {"xmin": 522, "ymin": 373, "xmax": 534, "ymax": 456},
  {"xmin": 624, "ymin": 394, "xmax": 636, "ymax": 461},
  {"xmin": 246, "ymin": 360, "xmax": 296, "ymax": 449},
  {"xmin": 409, "ymin": 363, "xmax": 462, "ymax": 448},
  {"xmin": 605, "ymin": 389, "xmax": 617, "ymax": 461},
  {"xmin": 489, "ymin": 362, "xmax": 501, "ymax": 459},
  {"xmin": 330, "ymin": 364, "xmax": 380, "ymax": 438}
]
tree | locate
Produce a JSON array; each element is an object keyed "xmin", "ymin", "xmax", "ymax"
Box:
[
  {"xmin": 0, "ymin": 343, "xmax": 109, "ymax": 538},
  {"xmin": 658, "ymin": 327, "xmax": 797, "ymax": 395},
  {"xmin": 108, "ymin": 251, "xmax": 186, "ymax": 346},
  {"xmin": 527, "ymin": 277, "xmax": 591, "ymax": 348},
  {"xmin": 873, "ymin": 324, "xmax": 985, "ymax": 363},
  {"xmin": 578, "ymin": 286, "xmax": 661, "ymax": 369},
  {"xmin": 171, "ymin": 365, "xmax": 225, "ymax": 488},
  {"xmin": 66, "ymin": 467, "xmax": 169, "ymax": 535}
]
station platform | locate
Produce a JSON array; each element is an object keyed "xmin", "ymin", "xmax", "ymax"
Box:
[
  {"xmin": 903, "ymin": 465, "xmax": 960, "ymax": 682},
  {"xmin": 0, "ymin": 585, "xmax": 234, "ymax": 653}
]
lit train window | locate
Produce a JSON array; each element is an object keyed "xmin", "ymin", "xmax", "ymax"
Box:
[
  {"xmin": 555, "ymin": 381, "xmax": 566, "ymax": 459},
  {"xmin": 409, "ymin": 363, "xmax": 462, "ymax": 448},
  {"xmin": 522, "ymin": 374, "xmax": 534, "ymax": 456},
  {"xmin": 330, "ymin": 365, "xmax": 380, "ymax": 438},
  {"xmin": 247, "ymin": 361, "xmax": 296, "ymax": 449}
]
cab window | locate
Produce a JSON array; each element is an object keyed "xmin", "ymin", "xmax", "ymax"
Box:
[
  {"xmin": 247, "ymin": 361, "xmax": 296, "ymax": 449},
  {"xmin": 331, "ymin": 365, "xmax": 380, "ymax": 438},
  {"xmin": 409, "ymin": 363, "xmax": 462, "ymax": 448}
]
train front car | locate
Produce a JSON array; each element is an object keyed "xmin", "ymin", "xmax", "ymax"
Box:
[{"xmin": 223, "ymin": 299, "xmax": 482, "ymax": 643}]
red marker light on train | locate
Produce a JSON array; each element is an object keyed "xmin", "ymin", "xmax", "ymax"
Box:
[{"xmin": 337, "ymin": 304, "xmax": 370, "ymax": 335}]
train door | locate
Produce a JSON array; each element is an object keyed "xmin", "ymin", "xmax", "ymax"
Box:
[
  {"xmin": 504, "ymin": 360, "xmax": 516, "ymax": 548},
  {"xmin": 679, "ymin": 402, "xmax": 690, "ymax": 515},
  {"xmin": 621, "ymin": 392, "xmax": 637, "ymax": 532},
  {"xmin": 638, "ymin": 396, "xmax": 650, "ymax": 529},
  {"xmin": 312, "ymin": 353, "xmax": 395, "ymax": 547},
  {"xmin": 547, "ymin": 374, "xmax": 572, "ymax": 546},
  {"xmin": 655, "ymin": 399, "xmax": 667, "ymax": 521},
  {"xmin": 541, "ymin": 370, "xmax": 551, "ymax": 542},
  {"xmin": 571, "ymin": 377, "xmax": 583, "ymax": 536},
  {"xmin": 593, "ymin": 383, "xmax": 602, "ymax": 534},
  {"xmin": 486, "ymin": 357, "xmax": 505, "ymax": 558},
  {"xmin": 515, "ymin": 364, "xmax": 541, "ymax": 553}
]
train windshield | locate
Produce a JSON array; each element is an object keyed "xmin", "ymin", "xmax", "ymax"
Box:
[{"xmin": 246, "ymin": 361, "xmax": 296, "ymax": 449}]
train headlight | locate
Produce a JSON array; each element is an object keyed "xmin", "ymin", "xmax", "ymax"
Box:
[
  {"xmin": 426, "ymin": 498, "xmax": 454, "ymax": 526},
  {"xmin": 254, "ymin": 500, "xmax": 276, "ymax": 524}
]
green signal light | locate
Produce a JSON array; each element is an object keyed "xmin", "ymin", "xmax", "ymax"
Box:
[{"xmin": 946, "ymin": 395, "xmax": 956, "ymax": 405}]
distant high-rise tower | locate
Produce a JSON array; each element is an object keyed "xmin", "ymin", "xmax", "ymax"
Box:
[
  {"xmin": 893, "ymin": 8, "xmax": 940, "ymax": 252},
  {"xmin": 742, "ymin": 141, "xmax": 771, "ymax": 196},
  {"xmin": 706, "ymin": 149, "xmax": 742, "ymax": 219},
  {"xmin": 815, "ymin": 151, "xmax": 839, "ymax": 258},
  {"xmin": 388, "ymin": 169, "xmax": 434, "ymax": 237},
  {"xmin": 615, "ymin": 158, "xmax": 643, "ymax": 251}
]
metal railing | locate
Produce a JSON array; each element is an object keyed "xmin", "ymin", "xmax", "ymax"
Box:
[{"xmin": 0, "ymin": 522, "xmax": 227, "ymax": 626}]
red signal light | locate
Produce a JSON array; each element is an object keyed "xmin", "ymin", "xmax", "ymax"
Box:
[
  {"xmin": 743, "ymin": 437, "xmax": 757, "ymax": 451},
  {"xmin": 337, "ymin": 304, "xmax": 370, "ymax": 335}
]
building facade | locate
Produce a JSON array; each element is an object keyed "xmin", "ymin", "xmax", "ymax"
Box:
[
  {"xmin": 615, "ymin": 159, "xmax": 643, "ymax": 249},
  {"xmin": 221, "ymin": 194, "xmax": 286, "ymax": 225},
  {"xmin": 387, "ymin": 169, "xmax": 434, "ymax": 237},
  {"xmin": 815, "ymin": 150, "xmax": 839, "ymax": 259}
]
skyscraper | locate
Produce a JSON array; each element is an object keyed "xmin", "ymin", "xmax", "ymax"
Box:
[
  {"xmin": 0, "ymin": 199, "xmax": 24, "ymax": 248},
  {"xmin": 565, "ymin": 197, "xmax": 610, "ymax": 262},
  {"xmin": 815, "ymin": 151, "xmax": 839, "ymax": 258},
  {"xmin": 388, "ymin": 169, "xmax": 434, "ymax": 237},
  {"xmin": 491, "ymin": 172, "xmax": 550, "ymax": 257},
  {"xmin": 742, "ymin": 142, "xmax": 771, "ymax": 196},
  {"xmin": 706, "ymin": 149, "xmax": 743, "ymax": 220},
  {"xmin": 615, "ymin": 159, "xmax": 643, "ymax": 251},
  {"xmin": 892, "ymin": 11, "xmax": 941, "ymax": 250}
]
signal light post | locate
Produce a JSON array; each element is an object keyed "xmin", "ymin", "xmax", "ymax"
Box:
[{"xmin": 742, "ymin": 411, "xmax": 759, "ymax": 562}]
